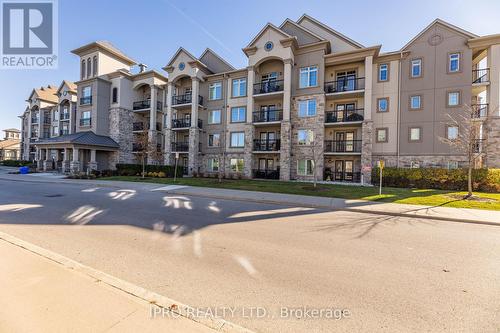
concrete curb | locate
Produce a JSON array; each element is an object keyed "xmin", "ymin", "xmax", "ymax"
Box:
[{"xmin": 0, "ymin": 231, "xmax": 255, "ymax": 333}]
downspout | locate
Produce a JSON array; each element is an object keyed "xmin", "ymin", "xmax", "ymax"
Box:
[
  {"xmin": 396, "ymin": 52, "xmax": 403, "ymax": 168},
  {"xmin": 222, "ymin": 73, "xmax": 228, "ymax": 178}
]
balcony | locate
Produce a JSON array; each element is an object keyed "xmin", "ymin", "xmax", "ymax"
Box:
[
  {"xmin": 80, "ymin": 96, "xmax": 92, "ymax": 105},
  {"xmin": 253, "ymin": 139, "xmax": 280, "ymax": 151},
  {"xmin": 324, "ymin": 77, "xmax": 365, "ymax": 94},
  {"xmin": 171, "ymin": 142, "xmax": 189, "ymax": 152},
  {"xmin": 133, "ymin": 122, "xmax": 162, "ymax": 131},
  {"xmin": 172, "ymin": 93, "xmax": 203, "ymax": 106},
  {"xmin": 325, "ymin": 109, "xmax": 364, "ymax": 123},
  {"xmin": 59, "ymin": 129, "xmax": 69, "ymax": 136},
  {"xmin": 253, "ymin": 109, "xmax": 283, "ymax": 123},
  {"xmin": 60, "ymin": 113, "xmax": 70, "ymax": 121},
  {"xmin": 43, "ymin": 118, "xmax": 51, "ymax": 125},
  {"xmin": 133, "ymin": 100, "xmax": 163, "ymax": 111},
  {"xmin": 472, "ymin": 68, "xmax": 489, "ymax": 84},
  {"xmin": 324, "ymin": 140, "xmax": 362, "ymax": 153},
  {"xmin": 80, "ymin": 118, "xmax": 91, "ymax": 127},
  {"xmin": 172, "ymin": 118, "xmax": 202, "ymax": 129},
  {"xmin": 324, "ymin": 170, "xmax": 361, "ymax": 183},
  {"xmin": 132, "ymin": 143, "xmax": 144, "ymax": 152},
  {"xmin": 253, "ymin": 80, "xmax": 284, "ymax": 95},
  {"xmin": 472, "ymin": 104, "xmax": 488, "ymax": 118},
  {"xmin": 31, "ymin": 117, "xmax": 39, "ymax": 124},
  {"xmin": 253, "ymin": 169, "xmax": 280, "ymax": 180}
]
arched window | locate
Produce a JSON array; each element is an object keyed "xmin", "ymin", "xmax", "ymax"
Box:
[
  {"xmin": 93, "ymin": 56, "xmax": 97, "ymax": 76},
  {"xmin": 112, "ymin": 87, "xmax": 118, "ymax": 103},
  {"xmin": 81, "ymin": 60, "xmax": 86, "ymax": 79},
  {"xmin": 87, "ymin": 58, "xmax": 91, "ymax": 78}
]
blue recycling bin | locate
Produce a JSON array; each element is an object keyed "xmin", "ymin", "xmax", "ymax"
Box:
[{"xmin": 19, "ymin": 166, "xmax": 29, "ymax": 174}]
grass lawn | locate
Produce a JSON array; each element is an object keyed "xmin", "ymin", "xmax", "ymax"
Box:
[{"xmin": 100, "ymin": 176, "xmax": 500, "ymax": 211}]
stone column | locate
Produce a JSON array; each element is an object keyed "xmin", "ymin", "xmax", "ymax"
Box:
[
  {"xmin": 43, "ymin": 149, "xmax": 51, "ymax": 171},
  {"xmin": 69, "ymin": 102, "xmax": 75, "ymax": 134},
  {"xmin": 148, "ymin": 85, "xmax": 158, "ymax": 164},
  {"xmin": 280, "ymin": 59, "xmax": 293, "ymax": 181},
  {"xmin": 88, "ymin": 149, "xmax": 98, "ymax": 170},
  {"xmin": 36, "ymin": 147, "xmax": 42, "ymax": 170},
  {"xmin": 70, "ymin": 147, "xmax": 80, "ymax": 174},
  {"xmin": 62, "ymin": 148, "xmax": 70, "ymax": 173},
  {"xmin": 244, "ymin": 66, "xmax": 255, "ymax": 178},
  {"xmin": 485, "ymin": 45, "xmax": 500, "ymax": 167},
  {"xmin": 188, "ymin": 78, "xmax": 200, "ymax": 175},
  {"xmin": 164, "ymin": 82, "xmax": 174, "ymax": 165},
  {"xmin": 361, "ymin": 55, "xmax": 374, "ymax": 185}
]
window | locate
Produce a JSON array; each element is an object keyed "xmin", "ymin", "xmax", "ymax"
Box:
[
  {"xmin": 86, "ymin": 58, "xmax": 91, "ymax": 78},
  {"xmin": 410, "ymin": 95, "xmax": 421, "ymax": 110},
  {"xmin": 93, "ymin": 56, "xmax": 97, "ymax": 76},
  {"xmin": 447, "ymin": 125, "xmax": 459, "ymax": 140},
  {"xmin": 230, "ymin": 158, "xmax": 244, "ymax": 172},
  {"xmin": 447, "ymin": 91, "xmax": 460, "ymax": 107},
  {"xmin": 379, "ymin": 63, "xmax": 389, "ymax": 82},
  {"xmin": 377, "ymin": 98, "xmax": 389, "ymax": 112},
  {"xmin": 298, "ymin": 99, "xmax": 317, "ymax": 117},
  {"xmin": 232, "ymin": 78, "xmax": 246, "ymax": 97},
  {"xmin": 207, "ymin": 158, "xmax": 219, "ymax": 172},
  {"xmin": 376, "ymin": 128, "xmax": 388, "ymax": 142},
  {"xmin": 298, "ymin": 129, "xmax": 314, "ymax": 145},
  {"xmin": 299, "ymin": 66, "xmax": 318, "ymax": 88},
  {"xmin": 82, "ymin": 111, "xmax": 91, "ymax": 120},
  {"xmin": 447, "ymin": 161, "xmax": 459, "ymax": 169},
  {"xmin": 209, "ymin": 82, "xmax": 222, "ymax": 100},
  {"xmin": 81, "ymin": 60, "xmax": 86, "ymax": 80},
  {"xmin": 112, "ymin": 87, "xmax": 118, "ymax": 103},
  {"xmin": 208, "ymin": 133, "xmax": 220, "ymax": 147},
  {"xmin": 411, "ymin": 59, "xmax": 422, "ymax": 77},
  {"xmin": 231, "ymin": 107, "xmax": 246, "ymax": 123},
  {"xmin": 230, "ymin": 132, "xmax": 245, "ymax": 147},
  {"xmin": 208, "ymin": 110, "xmax": 221, "ymax": 124},
  {"xmin": 449, "ymin": 53, "xmax": 460, "ymax": 73},
  {"xmin": 83, "ymin": 86, "xmax": 91, "ymax": 97},
  {"xmin": 53, "ymin": 126, "xmax": 59, "ymax": 136},
  {"xmin": 297, "ymin": 160, "xmax": 314, "ymax": 176},
  {"xmin": 409, "ymin": 127, "xmax": 421, "ymax": 141}
]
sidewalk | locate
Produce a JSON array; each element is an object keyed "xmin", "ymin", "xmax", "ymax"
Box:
[{"xmin": 0, "ymin": 238, "xmax": 215, "ymax": 333}]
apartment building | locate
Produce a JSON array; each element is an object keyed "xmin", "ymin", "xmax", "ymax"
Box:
[
  {"xmin": 19, "ymin": 15, "xmax": 500, "ymax": 183},
  {"xmin": 0, "ymin": 129, "xmax": 21, "ymax": 161}
]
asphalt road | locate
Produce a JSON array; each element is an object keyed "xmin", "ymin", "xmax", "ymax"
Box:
[{"xmin": 0, "ymin": 175, "xmax": 499, "ymax": 333}]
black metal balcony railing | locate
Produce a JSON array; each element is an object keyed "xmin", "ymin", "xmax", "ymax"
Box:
[
  {"xmin": 253, "ymin": 80, "xmax": 284, "ymax": 95},
  {"xmin": 59, "ymin": 129, "xmax": 69, "ymax": 136},
  {"xmin": 31, "ymin": 117, "xmax": 39, "ymax": 124},
  {"xmin": 171, "ymin": 142, "xmax": 189, "ymax": 152},
  {"xmin": 133, "ymin": 100, "xmax": 163, "ymax": 111},
  {"xmin": 325, "ymin": 109, "xmax": 364, "ymax": 123},
  {"xmin": 172, "ymin": 93, "xmax": 204, "ymax": 106},
  {"xmin": 253, "ymin": 109, "xmax": 283, "ymax": 123},
  {"xmin": 43, "ymin": 118, "xmax": 51, "ymax": 125},
  {"xmin": 472, "ymin": 104, "xmax": 488, "ymax": 118},
  {"xmin": 133, "ymin": 122, "xmax": 163, "ymax": 131},
  {"xmin": 325, "ymin": 171, "xmax": 361, "ymax": 183},
  {"xmin": 324, "ymin": 77, "xmax": 365, "ymax": 94},
  {"xmin": 253, "ymin": 169, "xmax": 280, "ymax": 180},
  {"xmin": 473, "ymin": 139, "xmax": 485, "ymax": 153},
  {"xmin": 29, "ymin": 138, "xmax": 37, "ymax": 143},
  {"xmin": 132, "ymin": 143, "xmax": 143, "ymax": 152},
  {"xmin": 60, "ymin": 113, "xmax": 70, "ymax": 120},
  {"xmin": 324, "ymin": 140, "xmax": 362, "ymax": 153},
  {"xmin": 472, "ymin": 68, "xmax": 489, "ymax": 84},
  {"xmin": 80, "ymin": 118, "xmax": 91, "ymax": 127},
  {"xmin": 80, "ymin": 96, "xmax": 92, "ymax": 105},
  {"xmin": 172, "ymin": 118, "xmax": 202, "ymax": 129},
  {"xmin": 253, "ymin": 139, "xmax": 281, "ymax": 151}
]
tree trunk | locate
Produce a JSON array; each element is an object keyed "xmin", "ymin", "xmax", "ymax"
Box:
[
  {"xmin": 142, "ymin": 157, "xmax": 146, "ymax": 179},
  {"xmin": 467, "ymin": 165, "xmax": 473, "ymax": 198}
]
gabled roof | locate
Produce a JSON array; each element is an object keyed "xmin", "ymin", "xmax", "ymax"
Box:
[
  {"xmin": 56, "ymin": 80, "xmax": 77, "ymax": 95},
  {"xmin": 36, "ymin": 131, "xmax": 119, "ymax": 149},
  {"xmin": 245, "ymin": 23, "xmax": 293, "ymax": 48},
  {"xmin": 297, "ymin": 14, "xmax": 364, "ymax": 49},
  {"xmin": 279, "ymin": 18, "xmax": 324, "ymax": 45},
  {"xmin": 401, "ymin": 18, "xmax": 479, "ymax": 51},
  {"xmin": 164, "ymin": 47, "xmax": 198, "ymax": 68},
  {"xmin": 199, "ymin": 48, "xmax": 235, "ymax": 72},
  {"xmin": 28, "ymin": 86, "xmax": 58, "ymax": 104},
  {"xmin": 71, "ymin": 41, "xmax": 137, "ymax": 66}
]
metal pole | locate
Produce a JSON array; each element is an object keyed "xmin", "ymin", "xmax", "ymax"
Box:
[
  {"xmin": 379, "ymin": 167, "xmax": 382, "ymax": 195},
  {"xmin": 174, "ymin": 154, "xmax": 178, "ymax": 183}
]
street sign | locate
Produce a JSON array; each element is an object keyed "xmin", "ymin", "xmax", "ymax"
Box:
[
  {"xmin": 175, "ymin": 152, "xmax": 179, "ymax": 159},
  {"xmin": 378, "ymin": 160, "xmax": 384, "ymax": 195},
  {"xmin": 378, "ymin": 160, "xmax": 385, "ymax": 169}
]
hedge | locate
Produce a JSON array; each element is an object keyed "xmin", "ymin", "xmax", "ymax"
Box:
[
  {"xmin": 372, "ymin": 167, "xmax": 500, "ymax": 192},
  {"xmin": 0, "ymin": 160, "xmax": 33, "ymax": 167},
  {"xmin": 115, "ymin": 163, "xmax": 183, "ymax": 178}
]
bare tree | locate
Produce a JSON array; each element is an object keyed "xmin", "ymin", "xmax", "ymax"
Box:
[
  {"xmin": 308, "ymin": 141, "xmax": 324, "ymax": 188},
  {"xmin": 439, "ymin": 104, "xmax": 488, "ymax": 198},
  {"xmin": 134, "ymin": 131, "xmax": 162, "ymax": 178}
]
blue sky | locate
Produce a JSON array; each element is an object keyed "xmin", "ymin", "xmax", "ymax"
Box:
[{"xmin": 2, "ymin": 0, "xmax": 500, "ymax": 130}]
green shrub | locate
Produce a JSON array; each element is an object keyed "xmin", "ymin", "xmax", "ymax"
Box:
[
  {"xmin": 115, "ymin": 164, "xmax": 183, "ymax": 178},
  {"xmin": 372, "ymin": 167, "xmax": 500, "ymax": 192},
  {"xmin": 0, "ymin": 160, "xmax": 33, "ymax": 167}
]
